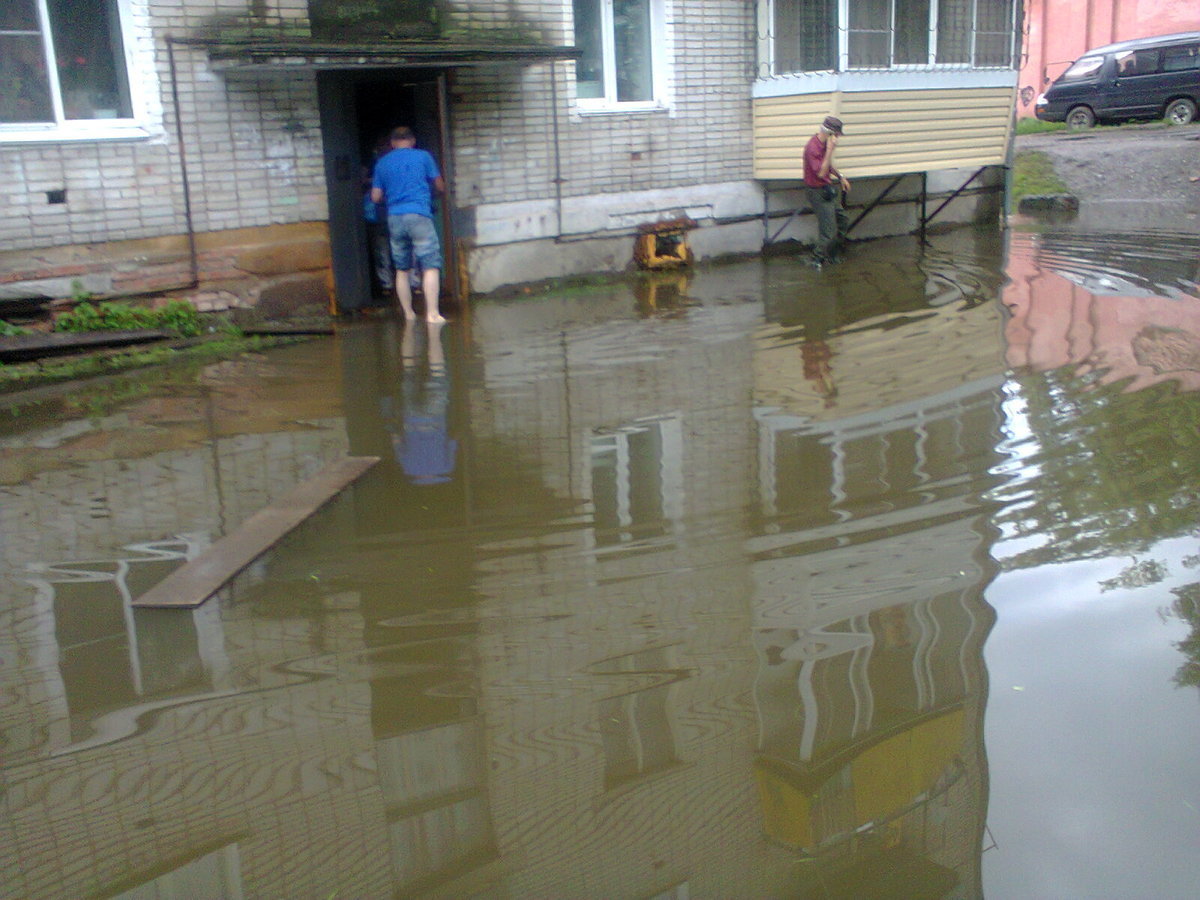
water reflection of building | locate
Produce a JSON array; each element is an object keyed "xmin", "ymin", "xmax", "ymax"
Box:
[
  {"xmin": 751, "ymin": 236, "xmax": 1007, "ymax": 894},
  {"xmin": 748, "ymin": 418, "xmax": 999, "ymax": 891},
  {"xmin": 461, "ymin": 286, "xmax": 789, "ymax": 897},
  {"xmin": 2, "ymin": 243, "xmax": 1014, "ymax": 896},
  {"xmin": 1004, "ymin": 231, "xmax": 1200, "ymax": 392}
]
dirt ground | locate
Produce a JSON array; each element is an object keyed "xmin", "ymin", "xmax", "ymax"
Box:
[{"xmin": 1015, "ymin": 122, "xmax": 1200, "ymax": 233}]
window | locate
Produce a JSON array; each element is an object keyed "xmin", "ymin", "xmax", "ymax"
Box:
[
  {"xmin": 572, "ymin": 0, "xmax": 664, "ymax": 109},
  {"xmin": 770, "ymin": 0, "xmax": 1016, "ymax": 74},
  {"xmin": 1115, "ymin": 49, "xmax": 1161, "ymax": 77},
  {"xmin": 595, "ymin": 647, "xmax": 681, "ymax": 788},
  {"xmin": 588, "ymin": 416, "xmax": 683, "ymax": 552},
  {"xmin": 1060, "ymin": 55, "xmax": 1104, "ymax": 81},
  {"xmin": 1, "ymin": 0, "xmax": 137, "ymax": 136},
  {"xmin": 1163, "ymin": 44, "xmax": 1200, "ymax": 73}
]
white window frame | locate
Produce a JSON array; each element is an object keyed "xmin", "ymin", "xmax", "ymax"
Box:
[
  {"xmin": 0, "ymin": 0, "xmax": 153, "ymax": 144},
  {"xmin": 762, "ymin": 0, "xmax": 1017, "ymax": 76},
  {"xmin": 584, "ymin": 414, "xmax": 684, "ymax": 554},
  {"xmin": 572, "ymin": 0, "xmax": 670, "ymax": 114}
]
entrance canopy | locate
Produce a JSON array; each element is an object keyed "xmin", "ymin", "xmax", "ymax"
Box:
[{"xmin": 179, "ymin": 37, "xmax": 580, "ymax": 73}]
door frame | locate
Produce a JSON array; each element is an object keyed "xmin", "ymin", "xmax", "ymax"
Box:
[{"xmin": 317, "ymin": 68, "xmax": 459, "ymax": 313}]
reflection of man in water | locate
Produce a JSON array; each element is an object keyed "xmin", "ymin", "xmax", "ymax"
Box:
[
  {"xmin": 799, "ymin": 288, "xmax": 839, "ymax": 407},
  {"xmin": 381, "ymin": 321, "xmax": 457, "ymax": 484}
]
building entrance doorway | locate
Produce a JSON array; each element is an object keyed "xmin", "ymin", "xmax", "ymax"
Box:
[{"xmin": 317, "ymin": 70, "xmax": 454, "ymax": 313}]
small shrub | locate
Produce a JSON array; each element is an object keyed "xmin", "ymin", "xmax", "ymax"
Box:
[
  {"xmin": 54, "ymin": 299, "xmax": 203, "ymax": 337},
  {"xmin": 155, "ymin": 299, "xmax": 203, "ymax": 337},
  {"xmin": 0, "ymin": 320, "xmax": 29, "ymax": 337},
  {"xmin": 1010, "ymin": 150, "xmax": 1070, "ymax": 207}
]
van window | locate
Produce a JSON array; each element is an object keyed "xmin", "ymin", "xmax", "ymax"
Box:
[
  {"xmin": 1162, "ymin": 44, "xmax": 1200, "ymax": 72},
  {"xmin": 1061, "ymin": 56, "xmax": 1103, "ymax": 80},
  {"xmin": 1115, "ymin": 49, "xmax": 1161, "ymax": 76}
]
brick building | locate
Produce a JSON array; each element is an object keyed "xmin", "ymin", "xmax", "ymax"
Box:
[{"xmin": 1, "ymin": 2, "xmax": 1020, "ymax": 313}]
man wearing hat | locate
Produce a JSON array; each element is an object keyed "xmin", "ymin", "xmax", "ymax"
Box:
[{"xmin": 803, "ymin": 115, "xmax": 851, "ymax": 268}]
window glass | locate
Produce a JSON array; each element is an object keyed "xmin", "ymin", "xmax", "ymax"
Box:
[
  {"xmin": 573, "ymin": 0, "xmax": 659, "ymax": 106},
  {"xmin": 936, "ymin": 0, "xmax": 972, "ymax": 64},
  {"xmin": 612, "ymin": 0, "xmax": 652, "ymax": 101},
  {"xmin": 1115, "ymin": 49, "xmax": 1160, "ymax": 76},
  {"xmin": 1, "ymin": 0, "xmax": 133, "ymax": 126},
  {"xmin": 974, "ymin": 0, "xmax": 1014, "ymax": 66},
  {"xmin": 1, "ymin": 0, "xmax": 41, "ymax": 29},
  {"xmin": 572, "ymin": 0, "xmax": 604, "ymax": 98},
  {"xmin": 0, "ymin": 33, "xmax": 54, "ymax": 122},
  {"xmin": 894, "ymin": 0, "xmax": 930, "ymax": 65},
  {"xmin": 1163, "ymin": 44, "xmax": 1200, "ymax": 72},
  {"xmin": 847, "ymin": 0, "xmax": 890, "ymax": 68},
  {"xmin": 769, "ymin": 0, "xmax": 1017, "ymax": 72},
  {"xmin": 1, "ymin": 0, "xmax": 52, "ymax": 122},
  {"xmin": 48, "ymin": 0, "xmax": 132, "ymax": 119},
  {"xmin": 1061, "ymin": 56, "xmax": 1104, "ymax": 80}
]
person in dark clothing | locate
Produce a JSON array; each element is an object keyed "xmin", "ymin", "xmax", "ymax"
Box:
[{"xmin": 802, "ymin": 115, "xmax": 851, "ymax": 268}]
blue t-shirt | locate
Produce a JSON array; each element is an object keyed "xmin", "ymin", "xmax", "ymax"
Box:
[{"xmin": 372, "ymin": 147, "xmax": 440, "ymax": 218}]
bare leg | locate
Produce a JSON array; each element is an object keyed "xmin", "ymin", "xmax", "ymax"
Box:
[
  {"xmin": 422, "ymin": 267, "xmax": 445, "ymax": 323},
  {"xmin": 400, "ymin": 321, "xmax": 416, "ymax": 361},
  {"xmin": 394, "ymin": 269, "xmax": 416, "ymax": 320},
  {"xmin": 426, "ymin": 320, "xmax": 445, "ymax": 369}
]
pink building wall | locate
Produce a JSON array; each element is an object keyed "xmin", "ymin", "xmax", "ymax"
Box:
[{"xmin": 1017, "ymin": 0, "xmax": 1200, "ymax": 117}]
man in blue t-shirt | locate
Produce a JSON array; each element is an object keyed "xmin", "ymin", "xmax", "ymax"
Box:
[{"xmin": 371, "ymin": 126, "xmax": 446, "ymax": 322}]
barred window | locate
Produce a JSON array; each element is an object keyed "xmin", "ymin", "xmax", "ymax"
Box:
[
  {"xmin": 770, "ymin": 0, "xmax": 1016, "ymax": 74},
  {"xmin": 773, "ymin": 0, "xmax": 835, "ymax": 73}
]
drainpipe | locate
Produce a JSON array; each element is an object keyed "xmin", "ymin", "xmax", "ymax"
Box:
[
  {"xmin": 166, "ymin": 37, "xmax": 201, "ymax": 291},
  {"xmin": 550, "ymin": 60, "xmax": 565, "ymax": 241}
]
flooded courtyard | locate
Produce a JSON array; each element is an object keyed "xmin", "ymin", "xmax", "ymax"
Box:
[{"xmin": 2, "ymin": 227, "xmax": 1199, "ymax": 898}]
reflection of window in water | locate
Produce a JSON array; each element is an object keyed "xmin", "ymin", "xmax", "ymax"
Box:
[
  {"xmin": 31, "ymin": 540, "xmax": 214, "ymax": 743},
  {"xmin": 108, "ymin": 843, "xmax": 244, "ymax": 899},
  {"xmin": 648, "ymin": 883, "xmax": 691, "ymax": 900},
  {"xmin": 376, "ymin": 720, "xmax": 495, "ymax": 891},
  {"xmin": 588, "ymin": 416, "xmax": 683, "ymax": 552},
  {"xmin": 756, "ymin": 596, "xmax": 980, "ymax": 766},
  {"xmin": 757, "ymin": 400, "xmax": 998, "ymax": 523},
  {"xmin": 596, "ymin": 646, "xmax": 680, "ymax": 788},
  {"xmin": 369, "ymin": 641, "xmax": 495, "ymax": 892}
]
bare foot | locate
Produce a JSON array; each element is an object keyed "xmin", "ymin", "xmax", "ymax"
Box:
[{"xmin": 425, "ymin": 312, "xmax": 446, "ymax": 324}]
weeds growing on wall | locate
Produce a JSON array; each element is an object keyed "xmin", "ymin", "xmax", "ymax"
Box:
[{"xmin": 54, "ymin": 300, "xmax": 204, "ymax": 337}]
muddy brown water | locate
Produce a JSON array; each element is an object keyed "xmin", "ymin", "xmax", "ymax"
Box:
[{"xmin": 2, "ymin": 228, "xmax": 1199, "ymax": 898}]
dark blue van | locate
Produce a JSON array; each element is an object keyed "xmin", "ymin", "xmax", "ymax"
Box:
[{"xmin": 1035, "ymin": 31, "xmax": 1200, "ymax": 129}]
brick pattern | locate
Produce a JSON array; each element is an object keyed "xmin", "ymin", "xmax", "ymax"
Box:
[
  {"xmin": 450, "ymin": 1, "xmax": 755, "ymax": 206},
  {"xmin": 0, "ymin": 2, "xmax": 326, "ymax": 259},
  {"xmin": 1, "ymin": 1, "xmax": 754, "ymax": 296}
]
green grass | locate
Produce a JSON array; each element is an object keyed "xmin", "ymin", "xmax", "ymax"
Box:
[
  {"xmin": 0, "ymin": 332, "xmax": 307, "ymax": 394},
  {"xmin": 1010, "ymin": 150, "xmax": 1070, "ymax": 206},
  {"xmin": 1015, "ymin": 118, "xmax": 1067, "ymax": 135}
]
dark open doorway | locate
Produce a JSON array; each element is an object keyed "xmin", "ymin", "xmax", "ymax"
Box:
[{"xmin": 317, "ymin": 70, "xmax": 454, "ymax": 314}]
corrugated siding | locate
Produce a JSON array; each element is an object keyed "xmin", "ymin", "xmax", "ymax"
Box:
[{"xmin": 753, "ymin": 87, "xmax": 1016, "ymax": 180}]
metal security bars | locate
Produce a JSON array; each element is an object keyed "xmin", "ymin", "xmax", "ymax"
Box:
[{"xmin": 762, "ymin": 0, "xmax": 1019, "ymax": 77}]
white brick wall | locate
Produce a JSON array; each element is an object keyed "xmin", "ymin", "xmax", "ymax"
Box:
[{"xmin": 0, "ymin": 1, "xmax": 326, "ymax": 258}]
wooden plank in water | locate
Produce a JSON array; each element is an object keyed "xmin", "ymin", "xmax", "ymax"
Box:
[{"xmin": 133, "ymin": 455, "xmax": 380, "ymax": 609}]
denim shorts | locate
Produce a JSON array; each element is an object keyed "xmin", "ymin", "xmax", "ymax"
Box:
[{"xmin": 387, "ymin": 213, "xmax": 442, "ymax": 271}]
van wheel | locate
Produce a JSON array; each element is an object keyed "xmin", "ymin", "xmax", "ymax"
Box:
[
  {"xmin": 1165, "ymin": 98, "xmax": 1196, "ymax": 125},
  {"xmin": 1066, "ymin": 106, "xmax": 1095, "ymax": 130}
]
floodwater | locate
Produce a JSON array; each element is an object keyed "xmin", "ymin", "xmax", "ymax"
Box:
[{"xmin": 2, "ymin": 228, "xmax": 1199, "ymax": 899}]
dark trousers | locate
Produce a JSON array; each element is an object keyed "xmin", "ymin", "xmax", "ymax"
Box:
[{"xmin": 805, "ymin": 184, "xmax": 848, "ymax": 262}]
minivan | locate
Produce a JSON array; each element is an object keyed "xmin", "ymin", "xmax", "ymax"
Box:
[{"xmin": 1035, "ymin": 31, "xmax": 1200, "ymax": 129}]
